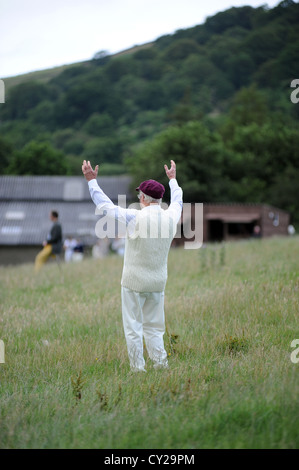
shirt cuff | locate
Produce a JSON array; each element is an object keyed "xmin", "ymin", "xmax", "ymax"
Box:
[
  {"xmin": 169, "ymin": 178, "xmax": 178, "ymax": 188},
  {"xmin": 88, "ymin": 179, "xmax": 98, "ymax": 189}
]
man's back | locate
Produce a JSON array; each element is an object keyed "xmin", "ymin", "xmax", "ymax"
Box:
[{"xmin": 121, "ymin": 205, "xmax": 177, "ymax": 293}]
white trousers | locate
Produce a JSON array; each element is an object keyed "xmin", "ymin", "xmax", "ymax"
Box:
[{"xmin": 121, "ymin": 287, "xmax": 168, "ymax": 371}]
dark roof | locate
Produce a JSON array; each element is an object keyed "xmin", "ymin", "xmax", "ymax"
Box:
[
  {"xmin": 0, "ymin": 175, "xmax": 132, "ymax": 201},
  {"xmin": 0, "ymin": 201, "xmax": 100, "ymax": 245},
  {"xmin": 0, "ymin": 175, "xmax": 133, "ymax": 246}
]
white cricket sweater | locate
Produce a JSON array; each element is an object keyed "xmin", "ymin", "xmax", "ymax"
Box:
[
  {"xmin": 87, "ymin": 178, "xmax": 183, "ymax": 292},
  {"xmin": 121, "ymin": 205, "xmax": 177, "ymax": 292}
]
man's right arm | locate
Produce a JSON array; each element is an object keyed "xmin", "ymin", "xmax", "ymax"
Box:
[
  {"xmin": 82, "ymin": 160, "xmax": 137, "ymax": 228},
  {"xmin": 164, "ymin": 160, "xmax": 183, "ymax": 224},
  {"xmin": 88, "ymin": 179, "xmax": 116, "ymax": 211}
]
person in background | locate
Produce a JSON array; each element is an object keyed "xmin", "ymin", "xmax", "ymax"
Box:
[
  {"xmin": 111, "ymin": 236, "xmax": 125, "ymax": 257},
  {"xmin": 253, "ymin": 224, "xmax": 261, "ymax": 238},
  {"xmin": 92, "ymin": 238, "xmax": 111, "ymax": 259},
  {"xmin": 63, "ymin": 235, "xmax": 78, "ymax": 263},
  {"xmin": 288, "ymin": 224, "xmax": 295, "ymax": 236},
  {"xmin": 82, "ymin": 159, "xmax": 183, "ymax": 372},
  {"xmin": 72, "ymin": 238, "xmax": 84, "ymax": 262},
  {"xmin": 34, "ymin": 210, "xmax": 62, "ymax": 272}
]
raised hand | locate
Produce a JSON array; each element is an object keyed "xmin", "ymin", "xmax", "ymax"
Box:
[
  {"xmin": 164, "ymin": 160, "xmax": 176, "ymax": 180},
  {"xmin": 82, "ymin": 160, "xmax": 99, "ymax": 181}
]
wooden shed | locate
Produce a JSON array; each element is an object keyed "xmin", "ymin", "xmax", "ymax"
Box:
[
  {"xmin": 174, "ymin": 202, "xmax": 290, "ymax": 246},
  {"xmin": 203, "ymin": 203, "xmax": 290, "ymax": 242}
]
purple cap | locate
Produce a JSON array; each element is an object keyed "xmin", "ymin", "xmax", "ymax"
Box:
[{"xmin": 136, "ymin": 179, "xmax": 165, "ymax": 199}]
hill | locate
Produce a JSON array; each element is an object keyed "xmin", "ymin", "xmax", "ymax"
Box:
[
  {"xmin": 3, "ymin": 42, "xmax": 155, "ymax": 92},
  {"xmin": 0, "ymin": 1, "xmax": 299, "ymax": 224}
]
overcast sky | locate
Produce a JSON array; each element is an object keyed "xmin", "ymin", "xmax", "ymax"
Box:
[{"xmin": 0, "ymin": 0, "xmax": 281, "ymax": 78}]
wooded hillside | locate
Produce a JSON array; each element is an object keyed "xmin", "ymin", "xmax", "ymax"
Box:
[{"xmin": 1, "ymin": 1, "xmax": 298, "ymax": 224}]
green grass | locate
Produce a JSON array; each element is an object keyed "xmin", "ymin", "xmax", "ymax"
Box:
[{"xmin": 0, "ymin": 237, "xmax": 298, "ymax": 449}]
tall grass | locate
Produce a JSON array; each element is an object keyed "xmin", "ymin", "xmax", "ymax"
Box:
[{"xmin": 0, "ymin": 237, "xmax": 298, "ymax": 449}]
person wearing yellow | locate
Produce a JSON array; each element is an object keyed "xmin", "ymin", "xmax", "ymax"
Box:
[{"xmin": 34, "ymin": 210, "xmax": 63, "ymax": 272}]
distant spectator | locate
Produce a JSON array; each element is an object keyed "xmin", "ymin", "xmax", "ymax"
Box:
[
  {"xmin": 63, "ymin": 236, "xmax": 78, "ymax": 263},
  {"xmin": 72, "ymin": 239, "xmax": 84, "ymax": 262},
  {"xmin": 111, "ymin": 236, "xmax": 125, "ymax": 257},
  {"xmin": 288, "ymin": 224, "xmax": 295, "ymax": 236},
  {"xmin": 253, "ymin": 224, "xmax": 261, "ymax": 238},
  {"xmin": 34, "ymin": 211, "xmax": 62, "ymax": 272},
  {"xmin": 92, "ymin": 237, "xmax": 110, "ymax": 259}
]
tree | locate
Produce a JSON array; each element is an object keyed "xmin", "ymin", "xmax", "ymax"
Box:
[
  {"xmin": 125, "ymin": 121, "xmax": 230, "ymax": 202},
  {"xmin": 219, "ymin": 119, "xmax": 299, "ymax": 213},
  {"xmin": 0, "ymin": 137, "xmax": 14, "ymax": 174},
  {"xmin": 163, "ymin": 38, "xmax": 202, "ymax": 61},
  {"xmin": 135, "ymin": 82, "xmax": 167, "ymax": 110},
  {"xmin": 28, "ymin": 100, "xmax": 56, "ymax": 128},
  {"xmin": 205, "ymin": 6, "xmax": 254, "ymax": 34},
  {"xmin": 82, "ymin": 135, "xmax": 126, "ymax": 164},
  {"xmin": 242, "ymin": 24, "xmax": 286, "ymax": 66},
  {"xmin": 92, "ymin": 50, "xmax": 110, "ymax": 65},
  {"xmin": 224, "ymin": 85, "xmax": 269, "ymax": 128},
  {"xmin": 83, "ymin": 112, "xmax": 114, "ymax": 136},
  {"xmin": 268, "ymin": 165, "xmax": 299, "ymax": 225},
  {"xmin": 226, "ymin": 52, "xmax": 255, "ymax": 88},
  {"xmin": 2, "ymin": 81, "xmax": 54, "ymax": 120},
  {"xmin": 7, "ymin": 141, "xmax": 70, "ymax": 175}
]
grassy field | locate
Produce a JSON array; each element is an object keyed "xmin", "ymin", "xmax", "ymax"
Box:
[{"xmin": 0, "ymin": 236, "xmax": 298, "ymax": 449}]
